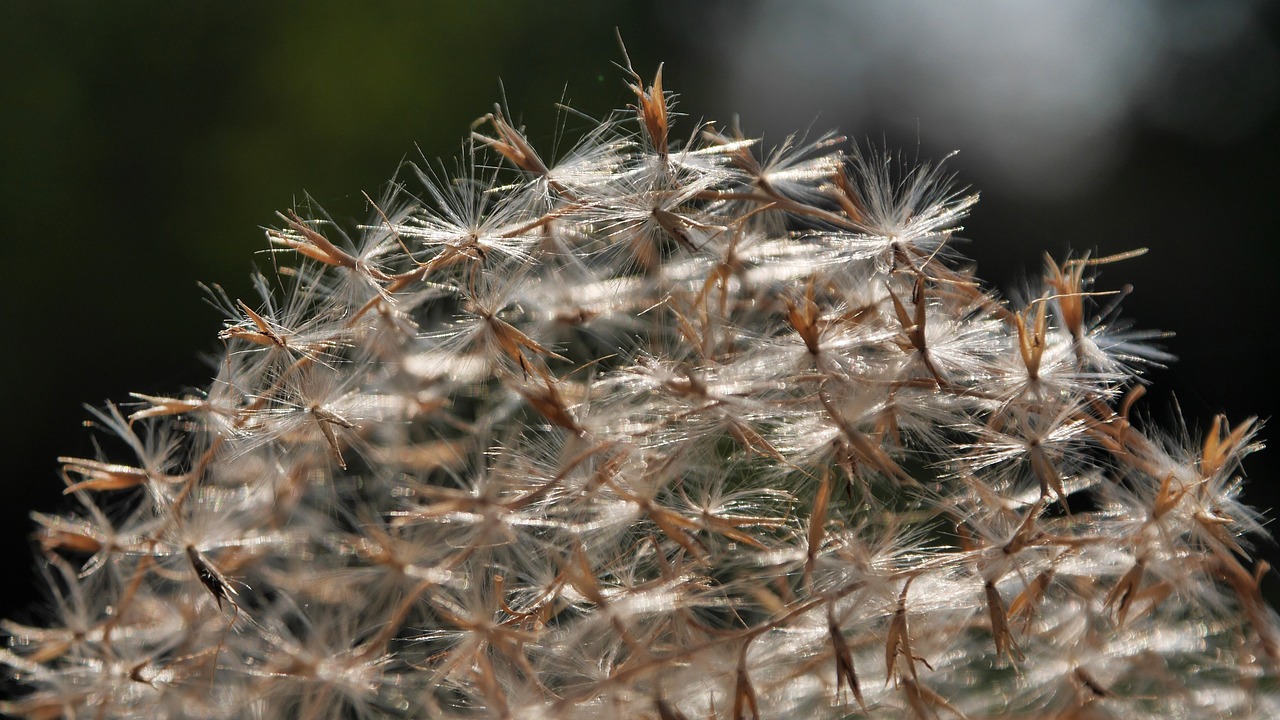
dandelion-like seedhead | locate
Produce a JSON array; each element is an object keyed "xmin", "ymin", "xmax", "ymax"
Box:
[{"xmin": 3, "ymin": 57, "xmax": 1277, "ymax": 720}]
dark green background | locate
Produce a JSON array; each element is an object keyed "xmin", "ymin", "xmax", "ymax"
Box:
[{"xmin": 2, "ymin": 1, "xmax": 1278, "ymax": 625}]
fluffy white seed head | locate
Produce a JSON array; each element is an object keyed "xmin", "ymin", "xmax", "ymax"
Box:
[{"xmin": 3, "ymin": 59, "xmax": 1276, "ymax": 720}]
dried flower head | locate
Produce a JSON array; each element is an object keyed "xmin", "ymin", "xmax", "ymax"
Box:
[{"xmin": 3, "ymin": 53, "xmax": 1277, "ymax": 720}]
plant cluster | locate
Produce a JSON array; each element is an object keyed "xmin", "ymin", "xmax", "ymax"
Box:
[{"xmin": 3, "ymin": 58, "xmax": 1277, "ymax": 719}]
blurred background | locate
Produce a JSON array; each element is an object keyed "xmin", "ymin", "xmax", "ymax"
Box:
[{"xmin": 2, "ymin": 0, "xmax": 1277, "ymax": 622}]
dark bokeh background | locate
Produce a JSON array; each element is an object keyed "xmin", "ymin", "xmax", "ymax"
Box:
[{"xmin": 2, "ymin": 1, "xmax": 1278, "ymax": 625}]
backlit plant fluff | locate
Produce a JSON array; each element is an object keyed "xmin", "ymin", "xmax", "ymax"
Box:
[{"xmin": 3, "ymin": 57, "xmax": 1278, "ymax": 719}]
